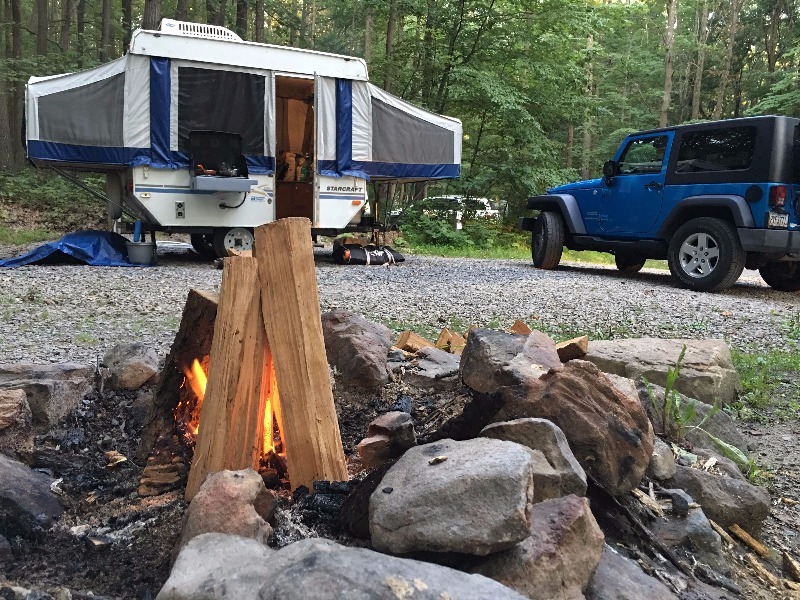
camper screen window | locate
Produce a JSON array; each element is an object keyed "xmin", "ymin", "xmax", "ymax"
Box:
[{"xmin": 177, "ymin": 67, "xmax": 265, "ymax": 156}]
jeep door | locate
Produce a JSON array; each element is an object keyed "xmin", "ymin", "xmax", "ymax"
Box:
[{"xmin": 601, "ymin": 132, "xmax": 674, "ymax": 235}]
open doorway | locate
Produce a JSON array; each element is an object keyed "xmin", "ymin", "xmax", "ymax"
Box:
[{"xmin": 275, "ymin": 76, "xmax": 315, "ymax": 221}]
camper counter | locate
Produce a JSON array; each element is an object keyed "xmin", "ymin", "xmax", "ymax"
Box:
[{"xmin": 25, "ymin": 20, "xmax": 462, "ymax": 258}]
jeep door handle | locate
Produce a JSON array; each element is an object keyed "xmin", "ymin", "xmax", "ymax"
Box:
[{"xmin": 644, "ymin": 181, "xmax": 662, "ymax": 191}]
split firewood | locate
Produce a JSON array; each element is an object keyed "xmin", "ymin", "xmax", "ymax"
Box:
[
  {"xmin": 449, "ymin": 331, "xmax": 466, "ymax": 355},
  {"xmin": 226, "ymin": 248, "xmax": 253, "ymax": 257},
  {"xmin": 556, "ymin": 335, "xmax": 589, "ymax": 362},
  {"xmin": 396, "ymin": 331, "xmax": 436, "ymax": 353},
  {"xmin": 104, "ymin": 450, "xmax": 127, "ymax": 468},
  {"xmin": 784, "ymin": 551, "xmax": 800, "ymax": 583},
  {"xmin": 709, "ymin": 520, "xmax": 736, "ymax": 548},
  {"xmin": 730, "ymin": 523, "xmax": 772, "ymax": 559},
  {"xmin": 781, "ymin": 497, "xmax": 800, "ymax": 506},
  {"xmin": 436, "ymin": 328, "xmax": 454, "ymax": 349},
  {"xmin": 510, "ymin": 320, "xmax": 532, "ymax": 335},
  {"xmin": 632, "ymin": 488, "xmax": 664, "ymax": 517},
  {"xmin": 744, "ymin": 553, "xmax": 781, "ymax": 587}
]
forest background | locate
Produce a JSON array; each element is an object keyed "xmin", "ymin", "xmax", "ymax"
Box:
[{"xmin": 0, "ymin": 0, "xmax": 798, "ymax": 247}]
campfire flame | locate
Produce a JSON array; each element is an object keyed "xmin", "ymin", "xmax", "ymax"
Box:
[
  {"xmin": 185, "ymin": 359, "xmax": 207, "ymax": 403},
  {"xmin": 174, "ymin": 359, "xmax": 207, "ymax": 445}
]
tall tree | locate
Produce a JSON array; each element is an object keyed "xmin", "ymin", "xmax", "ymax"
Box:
[
  {"xmin": 581, "ymin": 35, "xmax": 594, "ymax": 179},
  {"xmin": 254, "ymin": 0, "xmax": 264, "ymax": 42},
  {"xmin": 59, "ymin": 0, "xmax": 73, "ymax": 52},
  {"xmin": 383, "ymin": 0, "xmax": 397, "ymax": 91},
  {"xmin": 659, "ymin": 0, "xmax": 678, "ymax": 127},
  {"xmin": 235, "ymin": 0, "xmax": 248, "ymax": 38},
  {"xmin": 36, "ymin": 0, "xmax": 49, "ymax": 55},
  {"xmin": 122, "ymin": 0, "xmax": 133, "ymax": 48},
  {"xmin": 712, "ymin": 0, "xmax": 742, "ymax": 119},
  {"xmin": 100, "ymin": 0, "xmax": 112, "ymax": 60},
  {"xmin": 691, "ymin": 0, "xmax": 710, "ymax": 120},
  {"xmin": 142, "ymin": 0, "xmax": 162, "ymax": 30}
]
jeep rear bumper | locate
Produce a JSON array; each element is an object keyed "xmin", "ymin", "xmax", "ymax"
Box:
[{"xmin": 738, "ymin": 228, "xmax": 800, "ymax": 254}]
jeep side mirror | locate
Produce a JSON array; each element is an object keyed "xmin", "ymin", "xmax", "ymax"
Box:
[{"xmin": 602, "ymin": 160, "xmax": 617, "ymax": 186}]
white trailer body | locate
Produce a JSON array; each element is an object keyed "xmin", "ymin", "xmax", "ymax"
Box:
[{"xmin": 25, "ymin": 20, "xmax": 462, "ymax": 257}]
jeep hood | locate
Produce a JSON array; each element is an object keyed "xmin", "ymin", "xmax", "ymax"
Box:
[{"xmin": 548, "ymin": 178, "xmax": 603, "ymax": 193}]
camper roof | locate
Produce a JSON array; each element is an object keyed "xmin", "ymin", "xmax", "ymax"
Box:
[{"xmin": 129, "ymin": 20, "xmax": 369, "ymax": 81}]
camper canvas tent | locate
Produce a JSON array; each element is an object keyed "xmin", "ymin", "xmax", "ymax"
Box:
[{"xmin": 25, "ymin": 21, "xmax": 462, "ymax": 257}]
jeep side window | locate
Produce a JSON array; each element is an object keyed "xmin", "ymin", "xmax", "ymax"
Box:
[
  {"xmin": 675, "ymin": 126, "xmax": 757, "ymax": 173},
  {"xmin": 618, "ymin": 136, "xmax": 668, "ymax": 175}
]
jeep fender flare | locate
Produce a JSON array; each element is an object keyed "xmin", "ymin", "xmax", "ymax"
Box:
[
  {"xmin": 657, "ymin": 195, "xmax": 755, "ymax": 238},
  {"xmin": 520, "ymin": 194, "xmax": 587, "ymax": 235}
]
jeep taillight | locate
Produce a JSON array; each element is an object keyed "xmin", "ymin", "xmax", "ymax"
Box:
[{"xmin": 769, "ymin": 185, "xmax": 787, "ymax": 208}]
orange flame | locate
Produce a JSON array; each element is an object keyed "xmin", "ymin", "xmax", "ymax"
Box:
[{"xmin": 185, "ymin": 359, "xmax": 207, "ymax": 403}]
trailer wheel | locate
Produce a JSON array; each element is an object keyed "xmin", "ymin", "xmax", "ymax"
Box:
[
  {"xmin": 212, "ymin": 227, "xmax": 255, "ymax": 258},
  {"xmin": 190, "ymin": 233, "xmax": 216, "ymax": 259}
]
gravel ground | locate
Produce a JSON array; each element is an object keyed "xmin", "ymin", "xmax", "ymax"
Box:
[{"xmin": 0, "ymin": 243, "xmax": 798, "ymax": 365}]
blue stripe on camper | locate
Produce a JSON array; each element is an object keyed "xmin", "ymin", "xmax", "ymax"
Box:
[
  {"xmin": 27, "ymin": 141, "xmax": 151, "ymax": 165},
  {"xmin": 317, "ymin": 159, "xmax": 460, "ymax": 180},
  {"xmin": 335, "ymin": 79, "xmax": 353, "ymax": 174},
  {"xmin": 149, "ymin": 57, "xmax": 173, "ymax": 168},
  {"xmin": 246, "ymin": 156, "xmax": 276, "ymax": 174}
]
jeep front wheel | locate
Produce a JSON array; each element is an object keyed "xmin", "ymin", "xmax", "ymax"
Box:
[
  {"xmin": 531, "ymin": 211, "xmax": 564, "ymax": 269},
  {"xmin": 667, "ymin": 217, "xmax": 745, "ymax": 292},
  {"xmin": 614, "ymin": 253, "xmax": 646, "ymax": 274},
  {"xmin": 759, "ymin": 261, "xmax": 800, "ymax": 292}
]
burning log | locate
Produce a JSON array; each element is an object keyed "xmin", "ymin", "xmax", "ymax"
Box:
[
  {"xmin": 185, "ymin": 257, "xmax": 269, "ymax": 501},
  {"xmin": 255, "ymin": 218, "xmax": 348, "ymax": 491}
]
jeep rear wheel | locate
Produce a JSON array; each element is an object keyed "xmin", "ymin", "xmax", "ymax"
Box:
[
  {"xmin": 759, "ymin": 261, "xmax": 800, "ymax": 292},
  {"xmin": 614, "ymin": 253, "xmax": 646, "ymax": 274},
  {"xmin": 667, "ymin": 217, "xmax": 745, "ymax": 292},
  {"xmin": 531, "ymin": 211, "xmax": 564, "ymax": 269}
]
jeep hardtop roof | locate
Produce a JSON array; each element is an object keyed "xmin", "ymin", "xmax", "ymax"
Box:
[{"xmin": 626, "ymin": 115, "xmax": 799, "ymax": 138}]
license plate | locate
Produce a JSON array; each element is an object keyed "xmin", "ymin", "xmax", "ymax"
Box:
[{"xmin": 767, "ymin": 211, "xmax": 789, "ymax": 228}]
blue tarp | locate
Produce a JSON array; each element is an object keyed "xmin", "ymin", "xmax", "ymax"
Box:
[{"xmin": 0, "ymin": 231, "xmax": 146, "ymax": 268}]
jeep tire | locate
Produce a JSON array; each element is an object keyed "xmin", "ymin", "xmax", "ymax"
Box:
[
  {"xmin": 614, "ymin": 253, "xmax": 646, "ymax": 274},
  {"xmin": 667, "ymin": 217, "xmax": 745, "ymax": 292},
  {"xmin": 532, "ymin": 211, "xmax": 564, "ymax": 269},
  {"xmin": 759, "ymin": 261, "xmax": 800, "ymax": 292}
]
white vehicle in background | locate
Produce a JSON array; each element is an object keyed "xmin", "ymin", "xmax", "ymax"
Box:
[
  {"xmin": 392, "ymin": 195, "xmax": 500, "ymax": 229},
  {"xmin": 24, "ymin": 19, "xmax": 462, "ymax": 258}
]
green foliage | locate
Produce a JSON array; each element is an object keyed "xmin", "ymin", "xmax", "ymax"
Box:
[
  {"xmin": 0, "ymin": 227, "xmax": 57, "ymax": 245},
  {"xmin": 645, "ymin": 345, "xmax": 690, "ymax": 441}
]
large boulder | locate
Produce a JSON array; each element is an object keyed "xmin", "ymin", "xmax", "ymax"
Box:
[
  {"xmin": 460, "ymin": 329, "xmax": 561, "ymax": 394},
  {"xmin": 321, "ymin": 309, "xmax": 392, "ymax": 389},
  {"xmin": 103, "ymin": 343, "xmax": 159, "ymax": 391},
  {"xmin": 650, "ymin": 506, "xmax": 729, "ymax": 575},
  {"xmin": 492, "ymin": 360, "xmax": 653, "ymax": 495},
  {"xmin": 584, "ymin": 338, "xmax": 741, "ymax": 406},
  {"xmin": 587, "ymin": 546, "xmax": 678, "ymax": 600},
  {"xmin": 370, "ymin": 438, "xmax": 534, "ymax": 556},
  {"xmin": 0, "ymin": 453, "xmax": 63, "ymax": 539},
  {"xmin": 175, "ymin": 469, "xmax": 274, "ymax": 554},
  {"xmin": 0, "ymin": 389, "xmax": 33, "ymax": 454},
  {"xmin": 664, "ymin": 465, "xmax": 770, "ymax": 535},
  {"xmin": 404, "ymin": 346, "xmax": 460, "ymax": 391},
  {"xmin": 0, "ymin": 363, "xmax": 93, "ymax": 428},
  {"xmin": 472, "ymin": 495, "xmax": 604, "ymax": 600},
  {"xmin": 481, "ymin": 418, "xmax": 587, "ymax": 498},
  {"xmin": 160, "ymin": 535, "xmax": 526, "ymax": 600}
]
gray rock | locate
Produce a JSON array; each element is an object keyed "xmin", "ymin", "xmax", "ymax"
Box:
[
  {"xmin": 0, "ymin": 453, "xmax": 63, "ymax": 539},
  {"xmin": 103, "ymin": 343, "xmax": 159, "ymax": 391},
  {"xmin": 665, "ymin": 488, "xmax": 692, "ymax": 517},
  {"xmin": 0, "ymin": 363, "xmax": 93, "ymax": 428},
  {"xmin": 636, "ymin": 381, "xmax": 749, "ymax": 457},
  {"xmin": 175, "ymin": 469, "xmax": 273, "ymax": 555},
  {"xmin": 481, "ymin": 418, "xmax": 587, "ymax": 497},
  {"xmin": 358, "ymin": 412, "xmax": 416, "ymax": 468},
  {"xmin": 472, "ymin": 495, "xmax": 604, "ymax": 600},
  {"xmin": 321, "ymin": 309, "xmax": 392, "ymax": 389},
  {"xmin": 0, "ymin": 533, "xmax": 12, "ymax": 563},
  {"xmin": 460, "ymin": 329, "xmax": 561, "ymax": 394},
  {"xmin": 650, "ymin": 507, "xmax": 729, "ymax": 575},
  {"xmin": 404, "ymin": 346, "xmax": 460, "ymax": 391},
  {"xmin": 693, "ymin": 448, "xmax": 745, "ymax": 479},
  {"xmin": 159, "ymin": 535, "xmax": 526, "ymax": 600},
  {"xmin": 370, "ymin": 438, "xmax": 534, "ymax": 556},
  {"xmin": 665, "ymin": 465, "xmax": 770, "ymax": 535},
  {"xmin": 585, "ymin": 338, "xmax": 741, "ymax": 406},
  {"xmin": 0, "ymin": 389, "xmax": 33, "ymax": 454},
  {"xmin": 157, "ymin": 533, "xmax": 274, "ymax": 600},
  {"xmin": 648, "ymin": 437, "xmax": 677, "ymax": 481},
  {"xmin": 587, "ymin": 546, "xmax": 678, "ymax": 600}
]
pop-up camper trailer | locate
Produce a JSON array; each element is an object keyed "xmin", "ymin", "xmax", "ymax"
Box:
[{"xmin": 25, "ymin": 20, "xmax": 462, "ymax": 258}]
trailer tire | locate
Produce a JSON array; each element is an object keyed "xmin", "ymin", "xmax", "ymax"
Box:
[{"xmin": 212, "ymin": 227, "xmax": 255, "ymax": 258}]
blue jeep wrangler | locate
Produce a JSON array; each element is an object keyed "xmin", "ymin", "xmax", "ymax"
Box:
[{"xmin": 520, "ymin": 116, "xmax": 800, "ymax": 292}]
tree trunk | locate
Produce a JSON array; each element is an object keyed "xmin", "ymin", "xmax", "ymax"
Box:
[
  {"xmin": 76, "ymin": 0, "xmax": 85, "ymax": 64},
  {"xmin": 0, "ymin": 75, "xmax": 15, "ymax": 172},
  {"xmin": 383, "ymin": 0, "xmax": 397, "ymax": 91},
  {"xmin": 581, "ymin": 35, "xmax": 594, "ymax": 180},
  {"xmin": 59, "ymin": 0, "xmax": 73, "ymax": 52},
  {"xmin": 712, "ymin": 0, "xmax": 742, "ymax": 120},
  {"xmin": 420, "ymin": 0, "xmax": 435, "ymax": 104},
  {"xmin": 659, "ymin": 0, "xmax": 678, "ymax": 128},
  {"xmin": 289, "ymin": 0, "xmax": 297, "ymax": 45},
  {"xmin": 566, "ymin": 123, "xmax": 574, "ymax": 170},
  {"xmin": 235, "ymin": 0, "xmax": 247, "ymax": 38},
  {"xmin": 764, "ymin": 0, "xmax": 783, "ymax": 73},
  {"xmin": 175, "ymin": 0, "xmax": 189, "ymax": 20},
  {"xmin": 142, "ymin": 0, "xmax": 162, "ymax": 30},
  {"xmin": 99, "ymin": 0, "xmax": 111, "ymax": 60},
  {"xmin": 309, "ymin": 0, "xmax": 316, "ymax": 48},
  {"xmin": 364, "ymin": 4, "xmax": 373, "ymax": 62},
  {"xmin": 36, "ymin": 0, "xmax": 49, "ymax": 55},
  {"xmin": 122, "ymin": 0, "xmax": 132, "ymax": 49},
  {"xmin": 691, "ymin": 0, "xmax": 709, "ymax": 120},
  {"xmin": 216, "ymin": 0, "xmax": 227, "ymax": 26},
  {"xmin": 299, "ymin": 0, "xmax": 307, "ymax": 45},
  {"xmin": 435, "ymin": 0, "xmax": 466, "ymax": 113},
  {"xmin": 254, "ymin": 0, "xmax": 263, "ymax": 42}
]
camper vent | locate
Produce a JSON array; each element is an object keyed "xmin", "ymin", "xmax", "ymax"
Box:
[{"xmin": 160, "ymin": 19, "xmax": 242, "ymax": 41}]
